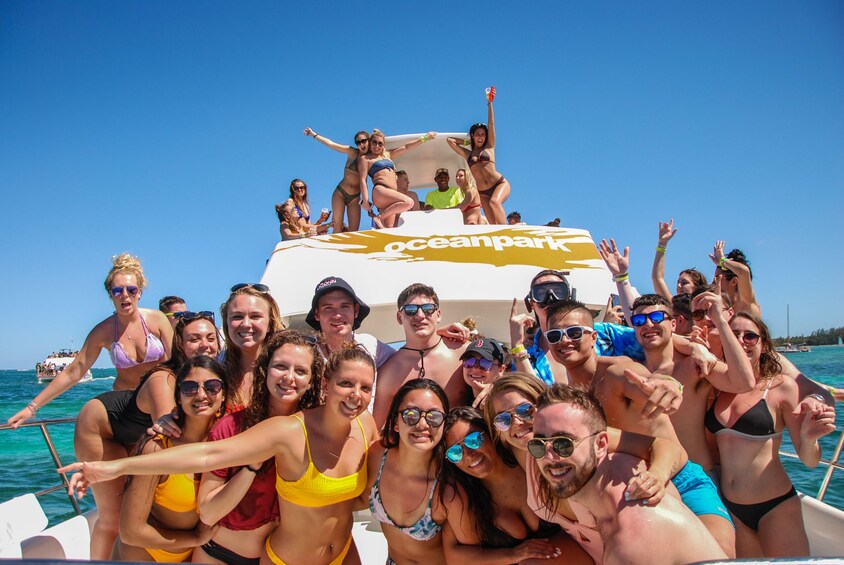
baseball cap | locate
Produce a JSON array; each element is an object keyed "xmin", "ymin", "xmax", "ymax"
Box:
[{"xmin": 460, "ymin": 337, "xmax": 506, "ymax": 364}]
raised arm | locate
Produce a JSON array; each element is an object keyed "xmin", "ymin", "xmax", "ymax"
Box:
[
  {"xmin": 390, "ymin": 132, "xmax": 437, "ymax": 158},
  {"xmin": 709, "ymin": 241, "xmax": 761, "ymax": 316},
  {"xmin": 651, "ymin": 219, "xmax": 677, "ymax": 301},
  {"xmin": 8, "ymin": 323, "xmax": 107, "ymax": 428},
  {"xmin": 509, "ymin": 298, "xmax": 538, "ymax": 377},
  {"xmin": 304, "ymin": 128, "xmax": 353, "ymax": 154},
  {"xmin": 598, "ymin": 238, "xmax": 636, "ymax": 321},
  {"xmin": 486, "ymin": 98, "xmax": 496, "ymax": 148},
  {"xmin": 446, "ymin": 137, "xmax": 471, "ymax": 160}
]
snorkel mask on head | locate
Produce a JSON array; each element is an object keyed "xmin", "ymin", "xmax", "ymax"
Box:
[{"xmin": 524, "ymin": 270, "xmax": 576, "ymax": 312}]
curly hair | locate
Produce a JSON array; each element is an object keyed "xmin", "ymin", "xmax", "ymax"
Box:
[
  {"xmin": 104, "ymin": 253, "xmax": 147, "ymax": 294},
  {"xmin": 731, "ymin": 312, "xmax": 781, "ymax": 380}
]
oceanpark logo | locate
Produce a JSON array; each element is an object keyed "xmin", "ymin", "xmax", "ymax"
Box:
[{"xmin": 275, "ymin": 227, "xmax": 602, "ymax": 270}]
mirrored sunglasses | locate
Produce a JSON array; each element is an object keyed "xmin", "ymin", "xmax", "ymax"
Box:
[
  {"xmin": 110, "ymin": 285, "xmax": 140, "ymax": 297},
  {"xmin": 231, "ymin": 283, "xmax": 270, "ymax": 294},
  {"xmin": 492, "ymin": 402, "xmax": 535, "ymax": 432},
  {"xmin": 178, "ymin": 378, "xmax": 224, "ymax": 397},
  {"xmin": 445, "ymin": 430, "xmax": 484, "ymax": 463},
  {"xmin": 463, "ymin": 356, "xmax": 494, "ymax": 371},
  {"xmin": 399, "ymin": 303, "xmax": 438, "ymax": 316},
  {"xmin": 526, "ymin": 432, "xmax": 598, "ymax": 459},
  {"xmin": 400, "ymin": 407, "xmax": 445, "ymax": 428},
  {"xmin": 630, "ymin": 311, "xmax": 671, "ymax": 327},
  {"xmin": 174, "ymin": 310, "xmax": 215, "ymax": 323}
]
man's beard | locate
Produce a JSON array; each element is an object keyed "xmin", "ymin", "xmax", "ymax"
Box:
[{"xmin": 547, "ymin": 446, "xmax": 597, "ymax": 499}]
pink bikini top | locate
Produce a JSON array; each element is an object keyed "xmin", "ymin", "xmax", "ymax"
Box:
[{"xmin": 109, "ymin": 315, "xmax": 165, "ymax": 369}]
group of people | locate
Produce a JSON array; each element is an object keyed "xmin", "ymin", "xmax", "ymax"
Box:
[
  {"xmin": 288, "ymin": 90, "xmax": 511, "ymax": 235},
  {"xmin": 6, "ymin": 219, "xmax": 840, "ymax": 564}
]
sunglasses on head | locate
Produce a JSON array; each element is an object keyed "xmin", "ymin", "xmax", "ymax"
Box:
[
  {"xmin": 400, "ymin": 407, "xmax": 445, "ymax": 428},
  {"xmin": 463, "ymin": 356, "xmax": 494, "ymax": 371},
  {"xmin": 493, "ymin": 402, "xmax": 535, "ymax": 432},
  {"xmin": 527, "ymin": 432, "xmax": 599, "ymax": 459},
  {"xmin": 445, "ymin": 430, "xmax": 484, "ymax": 463},
  {"xmin": 528, "ymin": 281, "xmax": 571, "ymax": 306},
  {"xmin": 178, "ymin": 378, "xmax": 224, "ymax": 397},
  {"xmin": 630, "ymin": 311, "xmax": 671, "ymax": 327},
  {"xmin": 545, "ymin": 326, "xmax": 593, "ymax": 344},
  {"xmin": 399, "ymin": 303, "xmax": 438, "ymax": 317},
  {"xmin": 231, "ymin": 283, "xmax": 270, "ymax": 294},
  {"xmin": 174, "ymin": 310, "xmax": 215, "ymax": 323},
  {"xmin": 355, "ymin": 138, "xmax": 369, "ymax": 145},
  {"xmin": 732, "ymin": 330, "xmax": 760, "ymax": 346},
  {"xmin": 111, "ymin": 285, "xmax": 140, "ymax": 297}
]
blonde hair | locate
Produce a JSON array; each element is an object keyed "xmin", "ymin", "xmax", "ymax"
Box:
[
  {"xmin": 276, "ymin": 200, "xmax": 305, "ymax": 235},
  {"xmin": 370, "ymin": 129, "xmax": 390, "ymax": 159},
  {"xmin": 104, "ymin": 253, "xmax": 147, "ymax": 294},
  {"xmin": 456, "ymin": 168, "xmax": 478, "ymax": 198}
]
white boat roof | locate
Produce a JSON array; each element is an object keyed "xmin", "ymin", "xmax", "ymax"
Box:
[
  {"xmin": 261, "ymin": 210, "xmax": 614, "ymax": 344},
  {"xmin": 385, "ymin": 133, "xmax": 469, "ymax": 190}
]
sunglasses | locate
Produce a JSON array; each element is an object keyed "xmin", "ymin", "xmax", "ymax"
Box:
[
  {"xmin": 355, "ymin": 138, "xmax": 369, "ymax": 145},
  {"xmin": 178, "ymin": 378, "xmax": 224, "ymax": 397},
  {"xmin": 528, "ymin": 281, "xmax": 571, "ymax": 306},
  {"xmin": 630, "ymin": 311, "xmax": 671, "ymax": 327},
  {"xmin": 110, "ymin": 285, "xmax": 140, "ymax": 297},
  {"xmin": 293, "ymin": 185, "xmax": 307, "ymax": 191},
  {"xmin": 732, "ymin": 330, "xmax": 760, "ymax": 346},
  {"xmin": 445, "ymin": 430, "xmax": 484, "ymax": 463},
  {"xmin": 231, "ymin": 283, "xmax": 270, "ymax": 294},
  {"xmin": 399, "ymin": 303, "xmax": 438, "ymax": 317},
  {"xmin": 463, "ymin": 356, "xmax": 494, "ymax": 371},
  {"xmin": 400, "ymin": 407, "xmax": 445, "ymax": 428},
  {"xmin": 493, "ymin": 402, "xmax": 535, "ymax": 432},
  {"xmin": 527, "ymin": 432, "xmax": 599, "ymax": 459},
  {"xmin": 545, "ymin": 326, "xmax": 593, "ymax": 344},
  {"xmin": 174, "ymin": 310, "xmax": 215, "ymax": 322},
  {"xmin": 370, "ymin": 140, "xmax": 384, "ymax": 146}
]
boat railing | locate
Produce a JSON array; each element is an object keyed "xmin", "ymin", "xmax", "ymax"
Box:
[
  {"xmin": 780, "ymin": 424, "xmax": 844, "ymax": 503},
  {"xmin": 0, "ymin": 417, "xmax": 82, "ymax": 516}
]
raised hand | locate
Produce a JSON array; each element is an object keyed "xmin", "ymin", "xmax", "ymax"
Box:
[
  {"xmin": 657, "ymin": 219, "xmax": 678, "ymax": 246},
  {"xmin": 598, "ymin": 238, "xmax": 630, "ymax": 277},
  {"xmin": 624, "ymin": 369, "xmax": 683, "ymax": 418},
  {"xmin": 709, "ymin": 240, "xmax": 726, "ymax": 266},
  {"xmin": 509, "ymin": 298, "xmax": 535, "ymax": 346},
  {"xmin": 303, "ymin": 127, "xmax": 316, "ymax": 138}
]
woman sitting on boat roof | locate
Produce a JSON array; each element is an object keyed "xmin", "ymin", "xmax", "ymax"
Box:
[
  {"xmin": 283, "ymin": 178, "xmax": 330, "ymax": 236},
  {"xmin": 62, "ymin": 345, "xmax": 379, "ymax": 565},
  {"xmin": 453, "ymin": 167, "xmax": 486, "ymax": 225},
  {"xmin": 195, "ymin": 331, "xmax": 323, "ymax": 565},
  {"xmin": 359, "ymin": 128, "xmax": 436, "ymax": 228},
  {"xmin": 74, "ymin": 311, "xmax": 221, "ymax": 560},
  {"xmin": 114, "ymin": 355, "xmax": 231, "ymax": 562},
  {"xmin": 706, "ymin": 312, "xmax": 835, "ymax": 558},
  {"xmin": 446, "ymin": 87, "xmax": 511, "ymax": 225},
  {"xmin": 8, "ymin": 253, "xmax": 173, "ymax": 426},
  {"xmin": 304, "ymin": 127, "xmax": 370, "ymax": 233},
  {"xmin": 276, "ymin": 199, "xmax": 309, "ymax": 241}
]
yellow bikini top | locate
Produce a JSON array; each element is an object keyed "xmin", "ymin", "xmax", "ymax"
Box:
[
  {"xmin": 275, "ymin": 414, "xmax": 368, "ymax": 508},
  {"xmin": 152, "ymin": 437, "xmax": 199, "ymax": 513}
]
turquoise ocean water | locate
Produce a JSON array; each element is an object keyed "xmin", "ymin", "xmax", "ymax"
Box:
[{"xmin": 1, "ymin": 349, "xmax": 843, "ymax": 526}]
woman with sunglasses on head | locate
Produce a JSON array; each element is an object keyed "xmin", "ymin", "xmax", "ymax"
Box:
[
  {"xmin": 114, "ymin": 356, "xmax": 230, "ymax": 562},
  {"xmin": 359, "ymin": 128, "xmax": 436, "ymax": 228},
  {"xmin": 484, "ymin": 372, "xmax": 689, "ymax": 564},
  {"xmin": 195, "ymin": 331, "xmax": 323, "ymax": 565},
  {"xmin": 62, "ymin": 345, "xmax": 379, "ymax": 565},
  {"xmin": 304, "ymin": 127, "xmax": 370, "ymax": 233},
  {"xmin": 8, "ymin": 253, "xmax": 173, "ymax": 427},
  {"xmin": 650, "ymin": 219, "xmax": 709, "ymax": 302},
  {"xmin": 71, "ymin": 311, "xmax": 220, "ymax": 559},
  {"xmin": 705, "ymin": 312, "xmax": 834, "ymax": 558},
  {"xmin": 360, "ymin": 379, "xmax": 450, "ymax": 565},
  {"xmin": 437, "ymin": 406, "xmax": 593, "ymax": 564},
  {"xmin": 446, "ymin": 88, "xmax": 510, "ymax": 225}
]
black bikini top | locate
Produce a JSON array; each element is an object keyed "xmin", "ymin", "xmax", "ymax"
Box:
[{"xmin": 705, "ymin": 386, "xmax": 781, "ymax": 439}]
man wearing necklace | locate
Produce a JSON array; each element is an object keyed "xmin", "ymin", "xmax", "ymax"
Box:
[{"xmin": 373, "ymin": 283, "xmax": 471, "ymax": 428}]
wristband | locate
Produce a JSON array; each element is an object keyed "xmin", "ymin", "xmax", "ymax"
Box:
[
  {"xmin": 510, "ymin": 344, "xmax": 527, "ymax": 355},
  {"xmin": 514, "ymin": 352, "xmax": 530, "ymax": 362},
  {"xmin": 719, "ymin": 256, "xmax": 726, "ymax": 267},
  {"xmin": 656, "ymin": 246, "xmax": 666, "ymax": 253},
  {"xmin": 829, "ymin": 386, "xmax": 836, "ymax": 396},
  {"xmin": 659, "ymin": 376, "xmax": 684, "ymax": 393},
  {"xmin": 420, "ymin": 134, "xmax": 428, "ymax": 143},
  {"xmin": 612, "ymin": 273, "xmax": 629, "ymax": 283},
  {"xmin": 27, "ymin": 401, "xmax": 40, "ymax": 415},
  {"xmin": 313, "ymin": 133, "xmax": 319, "ymax": 139},
  {"xmin": 245, "ymin": 464, "xmax": 261, "ymax": 474}
]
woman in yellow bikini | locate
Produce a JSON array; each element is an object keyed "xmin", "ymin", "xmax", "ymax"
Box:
[
  {"xmin": 113, "ymin": 355, "xmax": 231, "ymax": 562},
  {"xmin": 61, "ymin": 345, "xmax": 379, "ymax": 565}
]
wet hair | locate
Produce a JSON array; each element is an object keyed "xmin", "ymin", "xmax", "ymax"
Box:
[
  {"xmin": 242, "ymin": 330, "xmax": 324, "ymax": 432},
  {"xmin": 690, "ymin": 284, "xmax": 733, "ymax": 309},
  {"xmin": 731, "ymin": 312, "xmax": 781, "ymax": 380},
  {"xmin": 220, "ymin": 286, "xmax": 284, "ymax": 397},
  {"xmin": 671, "ymin": 293, "xmax": 692, "ymax": 320},
  {"xmin": 437, "ymin": 406, "xmax": 515, "ymax": 547},
  {"xmin": 397, "ymin": 283, "xmax": 439, "ymax": 309},
  {"xmin": 679, "ymin": 269, "xmax": 708, "ymax": 288},
  {"xmin": 545, "ymin": 298, "xmax": 593, "ymax": 329},
  {"xmin": 104, "ymin": 253, "xmax": 147, "ymax": 294},
  {"xmin": 632, "ymin": 294, "xmax": 671, "ymax": 312},
  {"xmin": 507, "ymin": 211, "xmax": 522, "ymax": 223},
  {"xmin": 483, "ymin": 372, "xmax": 547, "ymax": 451},
  {"xmin": 469, "ymin": 123, "xmax": 489, "ymax": 148},
  {"xmin": 370, "ymin": 129, "xmax": 390, "ymax": 158},
  {"xmin": 159, "ymin": 296, "xmax": 185, "ymax": 313},
  {"xmin": 381, "ymin": 379, "xmax": 449, "ymax": 467},
  {"xmin": 325, "ymin": 343, "xmax": 376, "ymax": 383}
]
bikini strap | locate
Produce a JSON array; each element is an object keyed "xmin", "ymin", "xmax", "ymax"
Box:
[
  {"xmin": 139, "ymin": 314, "xmax": 151, "ymax": 336},
  {"xmin": 113, "ymin": 316, "xmax": 119, "ymax": 341},
  {"xmin": 355, "ymin": 416, "xmax": 368, "ymax": 456},
  {"xmin": 291, "ymin": 414, "xmax": 313, "ymax": 463}
]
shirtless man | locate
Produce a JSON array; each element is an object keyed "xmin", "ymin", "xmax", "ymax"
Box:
[
  {"xmin": 531, "ymin": 384, "xmax": 727, "ymax": 565},
  {"xmin": 395, "ymin": 170, "xmax": 420, "ymax": 226},
  {"xmin": 545, "ymin": 298, "xmax": 736, "ymax": 556},
  {"xmin": 373, "ymin": 283, "xmax": 471, "ymax": 427}
]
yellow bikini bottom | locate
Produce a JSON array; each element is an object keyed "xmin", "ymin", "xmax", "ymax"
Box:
[
  {"xmin": 264, "ymin": 535, "xmax": 351, "ymax": 565},
  {"xmin": 144, "ymin": 547, "xmax": 193, "ymax": 563}
]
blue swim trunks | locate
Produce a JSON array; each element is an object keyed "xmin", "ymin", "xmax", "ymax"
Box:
[{"xmin": 671, "ymin": 460, "xmax": 733, "ymax": 526}]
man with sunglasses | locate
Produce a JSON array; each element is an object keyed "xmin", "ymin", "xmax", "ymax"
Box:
[
  {"xmin": 373, "ymin": 283, "xmax": 472, "ymax": 428},
  {"xmin": 531, "ymin": 384, "xmax": 727, "ymax": 564}
]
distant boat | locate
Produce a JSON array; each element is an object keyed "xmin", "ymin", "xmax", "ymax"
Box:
[
  {"xmin": 838, "ymin": 336, "xmax": 843, "ymax": 347},
  {"xmin": 35, "ymin": 349, "xmax": 92, "ymax": 384},
  {"xmin": 775, "ymin": 342, "xmax": 800, "ymax": 354}
]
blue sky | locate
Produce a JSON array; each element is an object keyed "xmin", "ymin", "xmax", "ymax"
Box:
[{"xmin": 1, "ymin": 1, "xmax": 842, "ymax": 368}]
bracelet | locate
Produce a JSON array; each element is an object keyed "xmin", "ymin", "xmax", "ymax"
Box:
[
  {"xmin": 313, "ymin": 133, "xmax": 319, "ymax": 139},
  {"xmin": 718, "ymin": 256, "xmax": 726, "ymax": 267},
  {"xmin": 245, "ymin": 464, "xmax": 261, "ymax": 474},
  {"xmin": 656, "ymin": 246, "xmax": 666, "ymax": 253},
  {"xmin": 804, "ymin": 393, "xmax": 827, "ymax": 405},
  {"xmin": 27, "ymin": 401, "xmax": 40, "ymax": 415},
  {"xmin": 510, "ymin": 344, "xmax": 527, "ymax": 355},
  {"xmin": 659, "ymin": 375, "xmax": 684, "ymax": 393},
  {"xmin": 514, "ymin": 352, "xmax": 530, "ymax": 362},
  {"xmin": 829, "ymin": 386, "xmax": 837, "ymax": 395},
  {"xmin": 612, "ymin": 273, "xmax": 629, "ymax": 283},
  {"xmin": 420, "ymin": 134, "xmax": 428, "ymax": 143}
]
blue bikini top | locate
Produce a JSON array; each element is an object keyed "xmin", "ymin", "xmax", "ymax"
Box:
[{"xmin": 368, "ymin": 159, "xmax": 395, "ymax": 178}]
